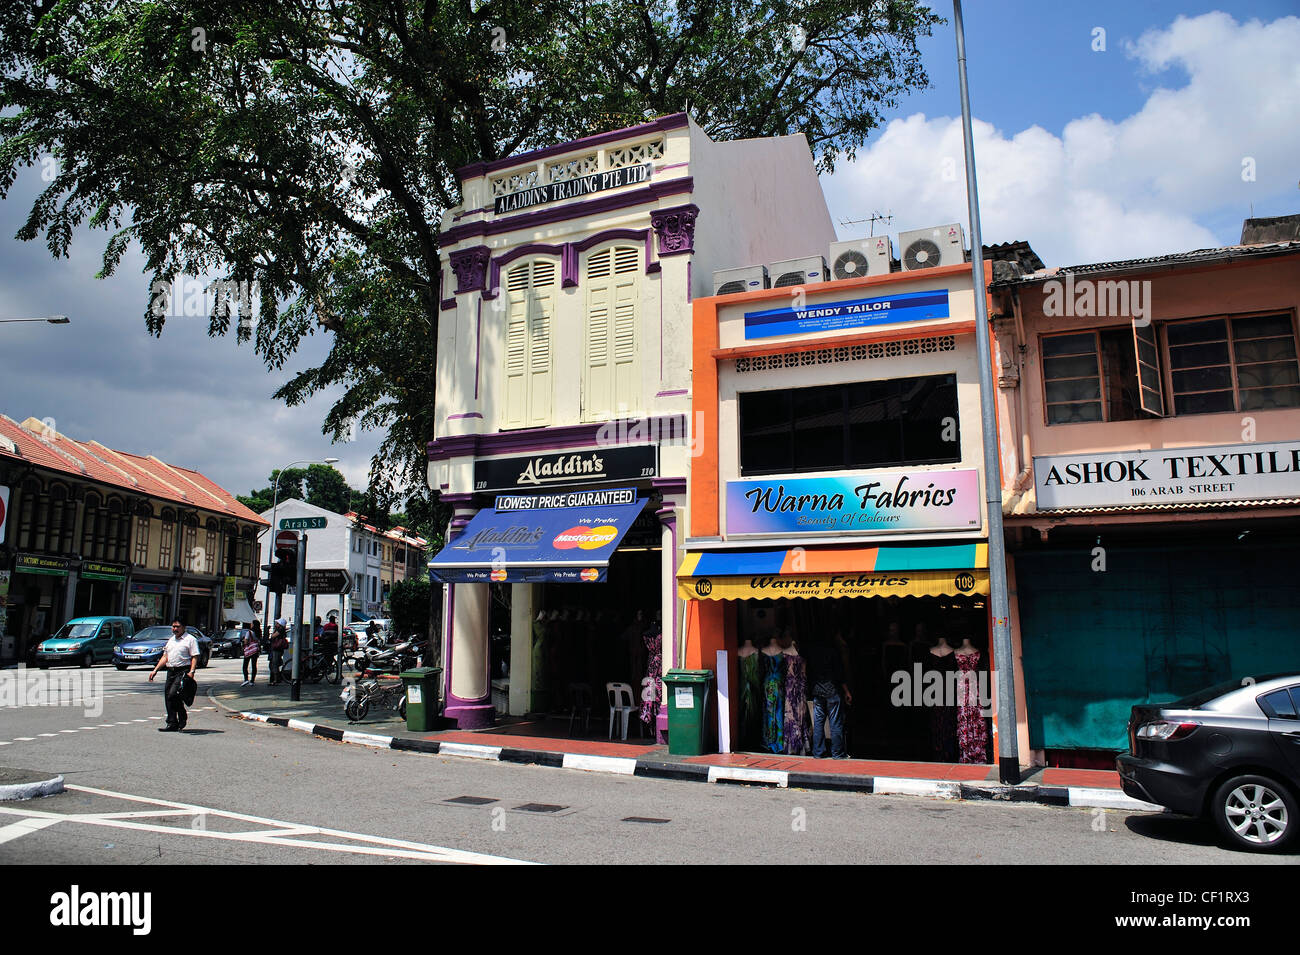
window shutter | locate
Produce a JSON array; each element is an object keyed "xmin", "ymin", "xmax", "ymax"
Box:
[
  {"xmin": 529, "ymin": 282, "xmax": 554, "ymax": 425},
  {"xmin": 586, "ymin": 284, "xmax": 613, "ymax": 418},
  {"xmin": 503, "ymin": 270, "xmax": 530, "ymax": 428},
  {"xmin": 613, "ymin": 279, "xmax": 638, "ymax": 413},
  {"xmin": 501, "ymin": 260, "xmax": 556, "ymax": 428},
  {"xmin": 584, "ymin": 246, "xmax": 640, "ymax": 420}
]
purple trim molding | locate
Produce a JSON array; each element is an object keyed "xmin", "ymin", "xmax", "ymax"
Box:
[
  {"xmin": 650, "ymin": 204, "xmax": 699, "ymax": 257},
  {"xmin": 441, "ymin": 297, "xmax": 457, "ymax": 311},
  {"xmin": 655, "ymin": 389, "xmax": 689, "ymax": 397},
  {"xmin": 651, "ymin": 477, "xmax": 688, "ymax": 494},
  {"xmin": 444, "ymin": 696, "xmax": 495, "ymax": 729},
  {"xmin": 449, "ymin": 246, "xmax": 491, "ymax": 294},
  {"xmin": 453, "ymin": 205, "xmax": 493, "ymax": 221},
  {"xmin": 429, "ymin": 415, "xmax": 688, "ymax": 462},
  {"xmin": 687, "ymin": 261, "xmax": 693, "ymax": 303},
  {"xmin": 456, "ymin": 113, "xmax": 688, "ymax": 180},
  {"xmin": 563, "ymin": 245, "xmax": 579, "ymax": 288},
  {"xmin": 572, "ymin": 228, "xmax": 648, "ymax": 253},
  {"xmin": 441, "ymin": 582, "xmax": 455, "ymax": 716},
  {"xmin": 439, "ymin": 178, "xmax": 694, "ymax": 247},
  {"xmin": 474, "ymin": 298, "xmax": 482, "ymax": 399},
  {"xmin": 484, "ymin": 243, "xmax": 566, "ymax": 299},
  {"xmin": 446, "ymin": 412, "xmax": 484, "ymax": 420},
  {"xmin": 656, "ymin": 505, "xmax": 680, "ymax": 674}
]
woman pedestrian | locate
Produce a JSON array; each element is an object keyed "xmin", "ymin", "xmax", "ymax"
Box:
[
  {"xmin": 241, "ymin": 620, "xmax": 261, "ymax": 686},
  {"xmin": 269, "ymin": 618, "xmax": 289, "ymax": 685}
]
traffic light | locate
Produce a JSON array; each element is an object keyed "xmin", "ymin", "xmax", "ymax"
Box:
[
  {"xmin": 275, "ymin": 540, "xmax": 298, "ymax": 582},
  {"xmin": 260, "ymin": 562, "xmax": 286, "ymax": 594}
]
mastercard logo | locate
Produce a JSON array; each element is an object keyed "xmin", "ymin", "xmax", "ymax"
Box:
[
  {"xmin": 490, "ymin": 569, "xmax": 507, "ymax": 582},
  {"xmin": 580, "ymin": 568, "xmax": 599, "ymax": 582},
  {"xmin": 552, "ymin": 525, "xmax": 618, "ymax": 550}
]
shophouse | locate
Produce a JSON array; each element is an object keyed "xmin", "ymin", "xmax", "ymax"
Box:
[
  {"xmin": 678, "ymin": 233, "xmax": 1007, "ymax": 762},
  {"xmin": 991, "ymin": 217, "xmax": 1300, "ymax": 767},
  {"xmin": 0, "ymin": 415, "xmax": 265, "ymax": 660},
  {"xmin": 427, "ymin": 113, "xmax": 835, "ymax": 729}
]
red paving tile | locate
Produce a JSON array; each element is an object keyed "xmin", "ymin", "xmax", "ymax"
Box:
[
  {"xmin": 1040, "ymin": 767, "xmax": 1123, "ymax": 790},
  {"xmin": 431, "ymin": 730, "xmax": 661, "ymax": 758}
]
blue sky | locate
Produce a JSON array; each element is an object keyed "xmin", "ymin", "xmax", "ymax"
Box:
[{"xmin": 1, "ymin": 3, "xmax": 1297, "ymax": 497}]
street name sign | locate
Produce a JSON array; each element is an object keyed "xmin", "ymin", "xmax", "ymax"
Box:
[{"xmin": 280, "ymin": 517, "xmax": 327, "ymax": 530}]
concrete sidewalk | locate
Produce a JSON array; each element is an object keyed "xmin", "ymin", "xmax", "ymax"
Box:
[{"xmin": 209, "ymin": 678, "xmax": 1161, "ymax": 814}]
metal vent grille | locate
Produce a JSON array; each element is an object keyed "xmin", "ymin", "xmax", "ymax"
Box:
[{"xmin": 734, "ymin": 335, "xmax": 956, "ymax": 373}]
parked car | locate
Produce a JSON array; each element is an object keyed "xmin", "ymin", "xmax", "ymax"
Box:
[
  {"xmin": 33, "ymin": 616, "xmax": 135, "ymax": 668},
  {"xmin": 210, "ymin": 628, "xmax": 246, "ymax": 659},
  {"xmin": 112, "ymin": 625, "xmax": 211, "ymax": 670},
  {"xmin": 1118, "ymin": 673, "xmax": 1300, "ymax": 852}
]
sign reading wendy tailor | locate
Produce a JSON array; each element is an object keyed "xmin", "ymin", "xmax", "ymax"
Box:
[
  {"xmin": 726, "ymin": 470, "xmax": 981, "ymax": 536},
  {"xmin": 1035, "ymin": 440, "xmax": 1300, "ymax": 510},
  {"xmin": 743, "ymin": 289, "xmax": 949, "ymax": 340},
  {"xmin": 493, "ymin": 163, "xmax": 652, "ymax": 214}
]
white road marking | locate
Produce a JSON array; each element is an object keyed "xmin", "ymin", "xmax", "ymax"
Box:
[
  {"xmin": 0, "ymin": 817, "xmax": 63, "ymax": 845},
  {"xmin": 14, "ymin": 737, "xmax": 35, "ymax": 741},
  {"xmin": 78, "ymin": 726, "xmax": 97, "ymax": 730},
  {"xmin": 0, "ymin": 741, "xmax": 10, "ymax": 746},
  {"xmin": 131, "ymin": 719, "xmax": 149, "ymax": 723},
  {"xmin": 58, "ymin": 729, "xmax": 78, "ymax": 734},
  {"xmin": 37, "ymin": 733, "xmax": 57, "ymax": 738},
  {"xmin": 0, "ymin": 784, "xmax": 536, "ymax": 865}
]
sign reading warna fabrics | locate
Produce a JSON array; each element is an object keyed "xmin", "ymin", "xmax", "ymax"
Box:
[
  {"xmin": 743, "ymin": 289, "xmax": 949, "ymax": 340},
  {"xmin": 1034, "ymin": 440, "xmax": 1300, "ymax": 510},
  {"xmin": 725, "ymin": 470, "xmax": 981, "ymax": 536}
]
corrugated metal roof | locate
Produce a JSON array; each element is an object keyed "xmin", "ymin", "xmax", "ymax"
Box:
[{"xmin": 990, "ymin": 241, "xmax": 1300, "ymax": 288}]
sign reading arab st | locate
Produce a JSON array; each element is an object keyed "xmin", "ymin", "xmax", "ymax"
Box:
[{"xmin": 475, "ymin": 445, "xmax": 657, "ymax": 492}]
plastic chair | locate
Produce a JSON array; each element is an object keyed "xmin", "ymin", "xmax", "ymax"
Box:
[
  {"xmin": 606, "ymin": 682, "xmax": 643, "ymax": 740},
  {"xmin": 568, "ymin": 682, "xmax": 593, "ymax": 736}
]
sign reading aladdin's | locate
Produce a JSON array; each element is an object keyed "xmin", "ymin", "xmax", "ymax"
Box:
[
  {"xmin": 494, "ymin": 163, "xmax": 652, "ymax": 214},
  {"xmin": 474, "ymin": 445, "xmax": 657, "ymax": 492},
  {"xmin": 726, "ymin": 470, "xmax": 981, "ymax": 536},
  {"xmin": 744, "ymin": 289, "xmax": 949, "ymax": 340},
  {"xmin": 1034, "ymin": 440, "xmax": 1300, "ymax": 510}
]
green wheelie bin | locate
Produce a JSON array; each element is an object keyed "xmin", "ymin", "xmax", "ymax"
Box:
[
  {"xmin": 664, "ymin": 669, "xmax": 714, "ymax": 756},
  {"xmin": 400, "ymin": 667, "xmax": 441, "ymax": 732}
]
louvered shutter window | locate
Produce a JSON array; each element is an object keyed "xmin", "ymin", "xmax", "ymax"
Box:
[
  {"xmin": 584, "ymin": 246, "xmax": 640, "ymax": 420},
  {"xmin": 502, "ymin": 260, "xmax": 556, "ymax": 428}
]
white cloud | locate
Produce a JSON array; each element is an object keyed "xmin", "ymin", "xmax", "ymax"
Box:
[{"xmin": 823, "ymin": 12, "xmax": 1300, "ymax": 267}]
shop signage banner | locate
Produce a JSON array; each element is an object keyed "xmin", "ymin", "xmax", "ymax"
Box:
[
  {"xmin": 223, "ymin": 576, "xmax": 237, "ymax": 609},
  {"xmin": 725, "ymin": 470, "xmax": 981, "ymax": 536},
  {"xmin": 80, "ymin": 561, "xmax": 126, "ymax": 583},
  {"xmin": 1034, "ymin": 440, "xmax": 1300, "ymax": 510},
  {"xmin": 130, "ymin": 582, "xmax": 170, "ymax": 594},
  {"xmin": 15, "ymin": 553, "xmax": 69, "ymax": 577},
  {"xmin": 474, "ymin": 445, "xmax": 657, "ymax": 492},
  {"xmin": 0, "ymin": 486, "xmax": 9, "ymax": 545},
  {"xmin": 493, "ymin": 163, "xmax": 651, "ymax": 214},
  {"xmin": 743, "ymin": 289, "xmax": 949, "ymax": 340},
  {"xmin": 678, "ymin": 569, "xmax": 988, "ymax": 601}
]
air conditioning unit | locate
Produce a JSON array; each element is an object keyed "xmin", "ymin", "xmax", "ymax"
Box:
[
  {"xmin": 712, "ymin": 265, "xmax": 770, "ymax": 296},
  {"xmin": 898, "ymin": 224, "xmax": 965, "ymax": 271},
  {"xmin": 769, "ymin": 256, "xmax": 828, "ymax": 288},
  {"xmin": 829, "ymin": 237, "xmax": 893, "ymax": 280}
]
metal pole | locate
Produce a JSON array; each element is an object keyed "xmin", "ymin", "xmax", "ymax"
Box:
[
  {"xmin": 953, "ymin": 0, "xmax": 1020, "ymax": 784},
  {"xmin": 336, "ymin": 593, "xmax": 345, "ymax": 684},
  {"xmin": 291, "ymin": 533, "xmax": 307, "ymax": 701},
  {"xmin": 263, "ymin": 471, "xmax": 284, "ymax": 646}
]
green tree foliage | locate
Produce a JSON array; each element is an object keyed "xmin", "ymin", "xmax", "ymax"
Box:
[
  {"xmin": 0, "ymin": 0, "xmax": 941, "ymax": 499},
  {"xmin": 389, "ymin": 577, "xmax": 432, "ymax": 642}
]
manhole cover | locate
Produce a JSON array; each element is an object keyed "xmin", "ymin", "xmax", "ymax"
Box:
[
  {"xmin": 513, "ymin": 803, "xmax": 568, "ymax": 813},
  {"xmin": 443, "ymin": 795, "xmax": 498, "ymax": 806}
]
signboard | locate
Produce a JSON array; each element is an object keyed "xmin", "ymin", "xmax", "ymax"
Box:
[
  {"xmin": 474, "ymin": 445, "xmax": 657, "ymax": 492},
  {"xmin": 275, "ymin": 530, "xmax": 299, "ymax": 554},
  {"xmin": 725, "ymin": 470, "xmax": 982, "ymax": 536},
  {"xmin": 678, "ymin": 569, "xmax": 988, "ymax": 601},
  {"xmin": 80, "ymin": 561, "xmax": 127, "ymax": 583},
  {"xmin": 0, "ymin": 486, "xmax": 8, "ymax": 545},
  {"xmin": 15, "ymin": 553, "xmax": 70, "ymax": 577},
  {"xmin": 494, "ymin": 163, "xmax": 651, "ymax": 214},
  {"xmin": 306, "ymin": 569, "xmax": 351, "ymax": 595},
  {"xmin": 223, "ymin": 576, "xmax": 237, "ymax": 609},
  {"xmin": 280, "ymin": 517, "xmax": 326, "ymax": 530},
  {"xmin": 131, "ymin": 581, "xmax": 170, "ymax": 594},
  {"xmin": 1035, "ymin": 440, "xmax": 1300, "ymax": 510},
  {"xmin": 743, "ymin": 289, "xmax": 950, "ymax": 340}
]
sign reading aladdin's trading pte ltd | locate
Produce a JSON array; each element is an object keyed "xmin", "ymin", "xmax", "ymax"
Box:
[
  {"xmin": 725, "ymin": 470, "xmax": 981, "ymax": 536},
  {"xmin": 1035, "ymin": 440, "xmax": 1300, "ymax": 510},
  {"xmin": 743, "ymin": 289, "xmax": 949, "ymax": 340},
  {"xmin": 493, "ymin": 164, "xmax": 652, "ymax": 214}
]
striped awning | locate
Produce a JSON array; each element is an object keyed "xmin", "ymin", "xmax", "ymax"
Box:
[{"xmin": 677, "ymin": 543, "xmax": 988, "ymax": 600}]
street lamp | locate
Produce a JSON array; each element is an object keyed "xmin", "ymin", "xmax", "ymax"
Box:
[{"xmin": 0, "ymin": 315, "xmax": 70, "ymax": 324}]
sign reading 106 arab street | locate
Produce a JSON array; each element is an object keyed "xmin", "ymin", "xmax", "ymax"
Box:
[{"xmin": 280, "ymin": 517, "xmax": 327, "ymax": 530}]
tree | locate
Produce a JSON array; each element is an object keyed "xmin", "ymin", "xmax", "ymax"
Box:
[
  {"xmin": 0, "ymin": 0, "xmax": 942, "ymax": 499},
  {"xmin": 237, "ymin": 463, "xmax": 353, "ymax": 514},
  {"xmin": 389, "ymin": 577, "xmax": 432, "ymax": 643}
]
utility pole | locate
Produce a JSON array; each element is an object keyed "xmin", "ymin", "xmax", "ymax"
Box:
[{"xmin": 290, "ymin": 534, "xmax": 307, "ymax": 702}]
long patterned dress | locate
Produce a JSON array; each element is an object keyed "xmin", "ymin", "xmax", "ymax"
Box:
[
  {"xmin": 640, "ymin": 628, "xmax": 663, "ymax": 728},
  {"xmin": 783, "ymin": 652, "xmax": 808, "ymax": 755},
  {"xmin": 927, "ymin": 651, "xmax": 959, "ymax": 762},
  {"xmin": 956, "ymin": 650, "xmax": 988, "ymax": 763},
  {"xmin": 738, "ymin": 652, "xmax": 762, "ymax": 750},
  {"xmin": 761, "ymin": 652, "xmax": 786, "ymax": 754}
]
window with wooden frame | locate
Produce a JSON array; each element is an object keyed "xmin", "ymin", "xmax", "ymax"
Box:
[
  {"xmin": 183, "ymin": 524, "xmax": 199, "ymax": 572},
  {"xmin": 158, "ymin": 521, "xmax": 174, "ymax": 569},
  {"xmin": 583, "ymin": 245, "xmax": 640, "ymax": 420},
  {"xmin": 135, "ymin": 517, "xmax": 150, "ymax": 566},
  {"xmin": 1165, "ymin": 313, "xmax": 1300, "ymax": 415},
  {"xmin": 502, "ymin": 259, "xmax": 556, "ymax": 429},
  {"xmin": 1042, "ymin": 329, "xmax": 1153, "ymax": 424}
]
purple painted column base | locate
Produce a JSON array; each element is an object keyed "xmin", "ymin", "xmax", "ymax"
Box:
[
  {"xmin": 444, "ymin": 691, "xmax": 495, "ymax": 729},
  {"xmin": 656, "ymin": 708, "xmax": 668, "ymax": 744}
]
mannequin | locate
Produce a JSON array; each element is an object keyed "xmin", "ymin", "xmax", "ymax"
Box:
[
  {"xmin": 640, "ymin": 613, "xmax": 664, "ymax": 733},
  {"xmin": 760, "ymin": 634, "xmax": 786, "ymax": 753},
  {"xmin": 780, "ymin": 629, "xmax": 808, "ymax": 755},
  {"xmin": 927, "ymin": 636, "xmax": 958, "ymax": 761},
  {"xmin": 531, "ymin": 609, "xmax": 550, "ymax": 712},
  {"xmin": 955, "ymin": 636, "xmax": 987, "ymax": 763}
]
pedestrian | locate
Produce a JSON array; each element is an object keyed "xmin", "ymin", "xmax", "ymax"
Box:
[
  {"xmin": 805, "ymin": 631, "xmax": 853, "ymax": 759},
  {"xmin": 241, "ymin": 620, "xmax": 261, "ymax": 686},
  {"xmin": 268, "ymin": 618, "xmax": 289, "ymax": 685},
  {"xmin": 148, "ymin": 617, "xmax": 200, "ymax": 732}
]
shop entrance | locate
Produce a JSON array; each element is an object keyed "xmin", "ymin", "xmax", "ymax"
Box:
[{"xmin": 734, "ymin": 595, "xmax": 992, "ymax": 763}]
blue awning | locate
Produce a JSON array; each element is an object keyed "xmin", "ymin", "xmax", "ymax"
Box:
[{"xmin": 428, "ymin": 487, "xmax": 646, "ymax": 584}]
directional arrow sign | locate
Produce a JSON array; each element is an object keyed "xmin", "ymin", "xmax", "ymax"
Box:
[
  {"xmin": 280, "ymin": 516, "xmax": 327, "ymax": 530},
  {"xmin": 306, "ymin": 568, "xmax": 351, "ymax": 595}
]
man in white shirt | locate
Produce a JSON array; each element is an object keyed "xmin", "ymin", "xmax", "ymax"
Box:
[{"xmin": 148, "ymin": 617, "xmax": 200, "ymax": 731}]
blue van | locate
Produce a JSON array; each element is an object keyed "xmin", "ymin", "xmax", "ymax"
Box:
[{"xmin": 34, "ymin": 616, "xmax": 135, "ymax": 668}]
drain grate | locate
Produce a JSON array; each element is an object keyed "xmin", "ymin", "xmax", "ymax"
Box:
[
  {"xmin": 622, "ymin": 816, "xmax": 670, "ymax": 824},
  {"xmin": 443, "ymin": 795, "xmax": 499, "ymax": 806},
  {"xmin": 512, "ymin": 803, "xmax": 568, "ymax": 813}
]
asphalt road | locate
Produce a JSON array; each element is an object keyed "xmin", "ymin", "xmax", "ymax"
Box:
[{"xmin": 1, "ymin": 659, "xmax": 1294, "ymax": 865}]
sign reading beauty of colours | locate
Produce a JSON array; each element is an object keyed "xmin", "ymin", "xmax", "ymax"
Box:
[
  {"xmin": 493, "ymin": 164, "xmax": 652, "ymax": 214},
  {"xmin": 726, "ymin": 470, "xmax": 981, "ymax": 536},
  {"xmin": 743, "ymin": 289, "xmax": 949, "ymax": 340},
  {"xmin": 1035, "ymin": 440, "xmax": 1300, "ymax": 510}
]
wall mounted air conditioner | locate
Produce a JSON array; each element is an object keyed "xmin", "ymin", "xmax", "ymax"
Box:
[
  {"xmin": 712, "ymin": 265, "xmax": 770, "ymax": 296},
  {"xmin": 829, "ymin": 237, "xmax": 893, "ymax": 280},
  {"xmin": 898, "ymin": 224, "xmax": 965, "ymax": 271},
  {"xmin": 769, "ymin": 256, "xmax": 828, "ymax": 288}
]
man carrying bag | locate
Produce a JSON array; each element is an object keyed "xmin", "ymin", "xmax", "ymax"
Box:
[{"xmin": 148, "ymin": 617, "xmax": 200, "ymax": 732}]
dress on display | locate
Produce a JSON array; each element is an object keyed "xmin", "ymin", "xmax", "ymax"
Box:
[
  {"xmin": 783, "ymin": 653, "xmax": 808, "ymax": 755},
  {"xmin": 956, "ymin": 650, "xmax": 988, "ymax": 763},
  {"xmin": 761, "ymin": 652, "xmax": 786, "ymax": 754},
  {"xmin": 531, "ymin": 617, "xmax": 548, "ymax": 711},
  {"xmin": 927, "ymin": 652, "xmax": 959, "ymax": 762},
  {"xmin": 738, "ymin": 653, "xmax": 762, "ymax": 749},
  {"xmin": 640, "ymin": 628, "xmax": 663, "ymax": 728}
]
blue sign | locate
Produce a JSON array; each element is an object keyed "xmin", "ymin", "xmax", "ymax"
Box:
[{"xmin": 743, "ymin": 289, "xmax": 949, "ymax": 339}]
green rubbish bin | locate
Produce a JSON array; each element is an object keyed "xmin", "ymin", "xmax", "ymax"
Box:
[
  {"xmin": 664, "ymin": 669, "xmax": 713, "ymax": 756},
  {"xmin": 400, "ymin": 667, "xmax": 441, "ymax": 732}
]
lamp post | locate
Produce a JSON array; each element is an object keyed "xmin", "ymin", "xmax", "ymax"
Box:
[{"xmin": 0, "ymin": 315, "xmax": 70, "ymax": 324}]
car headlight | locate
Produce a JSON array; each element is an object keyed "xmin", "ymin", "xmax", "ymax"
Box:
[{"xmin": 1136, "ymin": 720, "xmax": 1200, "ymax": 741}]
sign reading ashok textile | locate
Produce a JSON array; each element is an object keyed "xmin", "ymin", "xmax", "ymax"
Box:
[
  {"xmin": 744, "ymin": 289, "xmax": 950, "ymax": 340},
  {"xmin": 1034, "ymin": 440, "xmax": 1300, "ymax": 510},
  {"xmin": 493, "ymin": 163, "xmax": 652, "ymax": 214},
  {"xmin": 726, "ymin": 470, "xmax": 981, "ymax": 536},
  {"xmin": 474, "ymin": 445, "xmax": 657, "ymax": 492}
]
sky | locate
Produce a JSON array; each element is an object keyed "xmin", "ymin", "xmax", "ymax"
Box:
[{"xmin": 1, "ymin": 2, "xmax": 1297, "ymax": 501}]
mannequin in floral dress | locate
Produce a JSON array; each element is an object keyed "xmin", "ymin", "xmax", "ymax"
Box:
[
  {"xmin": 737, "ymin": 638, "xmax": 761, "ymax": 750},
  {"xmin": 760, "ymin": 636, "xmax": 786, "ymax": 754},
  {"xmin": 781, "ymin": 630, "xmax": 808, "ymax": 755},
  {"xmin": 640, "ymin": 619, "xmax": 663, "ymax": 731},
  {"xmin": 955, "ymin": 637, "xmax": 987, "ymax": 763}
]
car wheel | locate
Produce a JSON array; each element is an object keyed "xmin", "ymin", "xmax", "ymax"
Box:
[
  {"xmin": 115, "ymin": 663, "xmax": 127, "ymax": 671},
  {"xmin": 81, "ymin": 652, "xmax": 93, "ymax": 668},
  {"xmin": 1211, "ymin": 774, "xmax": 1297, "ymax": 852},
  {"xmin": 199, "ymin": 652, "xmax": 210, "ymax": 669}
]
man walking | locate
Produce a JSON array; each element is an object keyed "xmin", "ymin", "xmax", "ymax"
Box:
[
  {"xmin": 148, "ymin": 617, "xmax": 199, "ymax": 732},
  {"xmin": 805, "ymin": 632, "xmax": 853, "ymax": 759}
]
